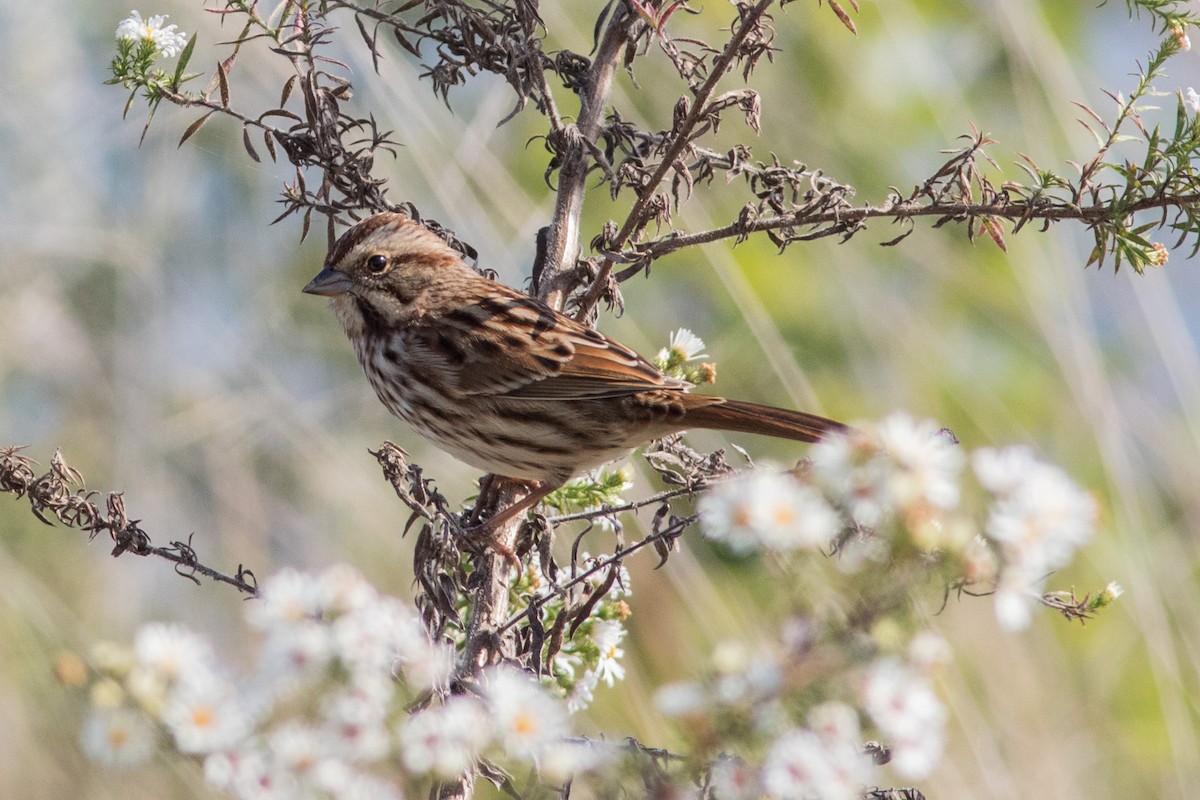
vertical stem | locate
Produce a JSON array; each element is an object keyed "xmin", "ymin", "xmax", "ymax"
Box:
[
  {"xmin": 539, "ymin": 3, "xmax": 640, "ymax": 310},
  {"xmin": 440, "ymin": 481, "xmax": 528, "ymax": 800}
]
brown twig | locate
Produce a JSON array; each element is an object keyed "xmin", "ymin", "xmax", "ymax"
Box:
[{"xmin": 0, "ymin": 446, "xmax": 258, "ymax": 596}]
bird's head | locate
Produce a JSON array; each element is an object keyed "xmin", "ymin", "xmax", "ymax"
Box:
[{"xmin": 303, "ymin": 212, "xmax": 475, "ymax": 331}]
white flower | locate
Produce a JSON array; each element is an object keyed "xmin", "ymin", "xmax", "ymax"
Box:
[
  {"xmin": 565, "ymin": 668, "xmax": 600, "ymax": 713},
  {"xmin": 657, "ymin": 328, "xmax": 707, "ymax": 363},
  {"xmin": 162, "ymin": 678, "xmax": 250, "ymax": 754},
  {"xmin": 320, "ymin": 564, "xmax": 380, "ymax": 615},
  {"xmin": 484, "ymin": 666, "xmax": 570, "ymax": 762},
  {"xmin": 135, "ymin": 623, "xmax": 218, "ymax": 690},
  {"xmin": 204, "ymin": 745, "xmax": 293, "ymax": 798},
  {"xmin": 875, "ymin": 412, "xmax": 964, "ymax": 513},
  {"xmin": 327, "ymin": 718, "xmax": 391, "ymax": 763},
  {"xmin": 974, "ymin": 447, "xmax": 1097, "ymax": 630},
  {"xmin": 761, "ymin": 724, "xmax": 866, "ymax": 800},
  {"xmin": 399, "ymin": 639, "xmax": 456, "ymax": 692},
  {"xmin": 316, "ymin": 766, "xmax": 405, "ymax": 800},
  {"xmin": 321, "ymin": 674, "xmax": 395, "ymax": 728},
  {"xmin": 810, "ymin": 431, "xmax": 892, "ymax": 527},
  {"xmin": 1173, "ymin": 24, "xmax": 1192, "ymax": 53},
  {"xmin": 860, "ymin": 658, "xmax": 946, "ymax": 780},
  {"xmin": 709, "ymin": 755, "xmax": 761, "ymax": 800},
  {"xmin": 247, "ymin": 568, "xmax": 328, "ymax": 629},
  {"xmin": 257, "ymin": 620, "xmax": 333, "ymax": 686},
  {"xmin": 398, "ymin": 695, "xmax": 491, "ymax": 777},
  {"xmin": 700, "ymin": 470, "xmax": 841, "ymax": 553},
  {"xmin": 591, "ymin": 620, "xmax": 627, "ymax": 688},
  {"xmin": 972, "ymin": 446, "xmax": 1040, "ymax": 495},
  {"xmin": 80, "ymin": 708, "xmax": 157, "ymax": 767},
  {"xmin": 1186, "ymin": 87, "xmax": 1200, "ymax": 115},
  {"xmin": 332, "ymin": 595, "xmax": 420, "ymax": 674},
  {"xmin": 267, "ymin": 722, "xmax": 329, "ymax": 777},
  {"xmin": 115, "ymin": 10, "xmax": 188, "ymax": 58}
]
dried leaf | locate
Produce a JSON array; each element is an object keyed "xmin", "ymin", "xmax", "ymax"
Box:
[{"xmin": 178, "ymin": 110, "xmax": 216, "ymax": 147}]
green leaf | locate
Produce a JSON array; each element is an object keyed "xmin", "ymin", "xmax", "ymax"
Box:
[{"xmin": 172, "ymin": 34, "xmax": 197, "ymax": 87}]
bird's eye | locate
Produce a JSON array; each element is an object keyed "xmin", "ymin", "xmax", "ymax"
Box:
[{"xmin": 366, "ymin": 254, "xmax": 389, "ymax": 273}]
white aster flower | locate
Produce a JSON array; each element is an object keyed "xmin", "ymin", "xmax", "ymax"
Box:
[
  {"xmin": 762, "ymin": 725, "xmax": 865, "ymax": 800},
  {"xmin": 327, "ymin": 718, "xmax": 392, "ymax": 763},
  {"xmin": 875, "ymin": 412, "xmax": 964, "ymax": 513},
  {"xmin": 116, "ymin": 11, "xmax": 188, "ymax": 58},
  {"xmin": 247, "ymin": 568, "xmax": 328, "ymax": 629},
  {"xmin": 80, "ymin": 707, "xmax": 157, "ymax": 767},
  {"xmin": 267, "ymin": 721, "xmax": 330, "ymax": 777},
  {"xmin": 709, "ymin": 755, "xmax": 761, "ymax": 800},
  {"xmin": 257, "ymin": 620, "xmax": 333, "ymax": 687},
  {"xmin": 204, "ymin": 745, "xmax": 293, "ymax": 799},
  {"xmin": 860, "ymin": 658, "xmax": 946, "ymax": 779},
  {"xmin": 992, "ymin": 574, "xmax": 1037, "ymax": 631},
  {"xmin": 162, "ymin": 678, "xmax": 250, "ymax": 755},
  {"xmin": 321, "ymin": 673, "xmax": 395, "ymax": 728},
  {"xmin": 972, "ymin": 446, "xmax": 1041, "ymax": 495},
  {"xmin": 658, "ymin": 327, "xmax": 707, "ymax": 363},
  {"xmin": 565, "ymin": 667, "xmax": 600, "ymax": 713},
  {"xmin": 398, "ymin": 695, "xmax": 492, "ymax": 777},
  {"xmin": 332, "ymin": 595, "xmax": 420, "ymax": 674},
  {"xmin": 317, "ymin": 765, "xmax": 405, "ymax": 800},
  {"xmin": 700, "ymin": 470, "xmax": 840, "ymax": 553},
  {"xmin": 399, "ymin": 639, "xmax": 456, "ymax": 692},
  {"xmin": 319, "ymin": 563, "xmax": 380, "ymax": 615},
  {"xmin": 810, "ymin": 430, "xmax": 891, "ymax": 527},
  {"xmin": 484, "ymin": 666, "xmax": 570, "ymax": 762},
  {"xmin": 132, "ymin": 622, "xmax": 216, "ymax": 687},
  {"xmin": 591, "ymin": 619, "xmax": 627, "ymax": 688},
  {"xmin": 974, "ymin": 446, "xmax": 1097, "ymax": 629}
]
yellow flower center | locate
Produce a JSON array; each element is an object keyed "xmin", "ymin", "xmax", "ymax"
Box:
[
  {"xmin": 191, "ymin": 706, "xmax": 215, "ymax": 729},
  {"xmin": 512, "ymin": 712, "xmax": 537, "ymax": 736}
]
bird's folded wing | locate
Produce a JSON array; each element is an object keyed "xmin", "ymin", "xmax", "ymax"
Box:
[{"xmin": 411, "ymin": 292, "xmax": 688, "ymax": 400}]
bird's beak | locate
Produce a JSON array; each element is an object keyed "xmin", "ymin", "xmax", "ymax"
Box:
[{"xmin": 302, "ymin": 266, "xmax": 352, "ymax": 297}]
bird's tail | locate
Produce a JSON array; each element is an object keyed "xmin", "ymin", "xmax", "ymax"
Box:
[{"xmin": 682, "ymin": 397, "xmax": 849, "ymax": 443}]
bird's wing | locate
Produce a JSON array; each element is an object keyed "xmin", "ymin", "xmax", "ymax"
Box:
[{"xmin": 409, "ymin": 291, "xmax": 688, "ymax": 400}]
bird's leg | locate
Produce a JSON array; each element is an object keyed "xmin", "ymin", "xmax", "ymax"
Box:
[{"xmin": 462, "ymin": 478, "xmax": 559, "ymax": 573}]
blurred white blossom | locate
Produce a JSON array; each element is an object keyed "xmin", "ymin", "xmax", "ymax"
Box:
[
  {"xmin": 700, "ymin": 470, "xmax": 841, "ymax": 553},
  {"xmin": 861, "ymin": 658, "xmax": 946, "ymax": 779},
  {"xmin": 974, "ymin": 446, "xmax": 1098, "ymax": 630},
  {"xmin": 397, "ymin": 695, "xmax": 490, "ymax": 777},
  {"xmin": 485, "ymin": 666, "xmax": 570, "ymax": 763},
  {"xmin": 80, "ymin": 707, "xmax": 157, "ymax": 767}
]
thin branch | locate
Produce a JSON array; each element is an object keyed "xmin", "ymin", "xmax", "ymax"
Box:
[
  {"xmin": 0, "ymin": 446, "xmax": 259, "ymax": 596},
  {"xmin": 496, "ymin": 512, "xmax": 699, "ymax": 635},
  {"xmin": 573, "ymin": 0, "xmax": 777, "ymax": 320},
  {"xmin": 539, "ymin": 2, "xmax": 642, "ymax": 310},
  {"xmin": 609, "ymin": 190, "xmax": 1200, "ymax": 278}
]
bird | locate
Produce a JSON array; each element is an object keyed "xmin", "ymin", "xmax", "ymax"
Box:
[{"xmin": 303, "ymin": 211, "xmax": 848, "ymax": 538}]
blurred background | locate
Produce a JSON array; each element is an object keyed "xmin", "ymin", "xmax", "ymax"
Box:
[{"xmin": 2, "ymin": 0, "xmax": 1199, "ymax": 796}]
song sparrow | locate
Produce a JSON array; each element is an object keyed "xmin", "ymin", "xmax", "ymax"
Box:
[{"xmin": 303, "ymin": 212, "xmax": 848, "ymax": 533}]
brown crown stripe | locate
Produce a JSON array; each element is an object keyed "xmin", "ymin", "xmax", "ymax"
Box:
[{"xmin": 326, "ymin": 212, "xmax": 407, "ymax": 267}]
